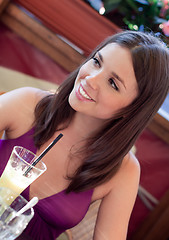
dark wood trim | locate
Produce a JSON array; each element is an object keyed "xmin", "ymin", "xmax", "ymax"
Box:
[
  {"xmin": 13, "ymin": 0, "xmax": 121, "ymax": 55},
  {"xmin": 1, "ymin": 3, "xmax": 86, "ymax": 72}
]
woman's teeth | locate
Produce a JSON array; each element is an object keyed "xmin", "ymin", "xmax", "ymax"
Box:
[{"xmin": 79, "ymin": 86, "xmax": 92, "ymax": 100}]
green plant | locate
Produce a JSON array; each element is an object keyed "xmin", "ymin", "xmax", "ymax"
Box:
[{"xmin": 103, "ymin": 0, "xmax": 169, "ymax": 37}]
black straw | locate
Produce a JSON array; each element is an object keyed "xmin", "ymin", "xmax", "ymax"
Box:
[{"xmin": 23, "ymin": 133, "xmax": 63, "ymax": 176}]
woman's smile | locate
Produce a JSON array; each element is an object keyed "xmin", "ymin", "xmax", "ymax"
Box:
[{"xmin": 76, "ymin": 84, "xmax": 94, "ymax": 102}]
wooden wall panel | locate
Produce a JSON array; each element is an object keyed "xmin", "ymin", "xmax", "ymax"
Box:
[
  {"xmin": 1, "ymin": 3, "xmax": 86, "ymax": 72},
  {"xmin": 13, "ymin": 0, "xmax": 121, "ymax": 55}
]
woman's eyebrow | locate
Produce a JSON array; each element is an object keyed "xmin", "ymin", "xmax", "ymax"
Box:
[{"xmin": 98, "ymin": 51, "xmax": 126, "ymax": 89}]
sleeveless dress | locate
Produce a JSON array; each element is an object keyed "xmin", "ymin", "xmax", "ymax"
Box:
[{"xmin": 0, "ymin": 128, "xmax": 93, "ymax": 239}]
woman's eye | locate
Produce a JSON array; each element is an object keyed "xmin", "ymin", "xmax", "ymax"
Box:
[
  {"xmin": 92, "ymin": 57, "xmax": 101, "ymax": 67},
  {"xmin": 109, "ymin": 78, "xmax": 119, "ymax": 91}
]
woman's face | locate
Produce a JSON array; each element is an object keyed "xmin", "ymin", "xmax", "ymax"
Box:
[{"xmin": 69, "ymin": 43, "xmax": 138, "ymax": 120}]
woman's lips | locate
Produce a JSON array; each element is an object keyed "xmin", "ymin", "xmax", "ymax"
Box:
[{"xmin": 76, "ymin": 84, "xmax": 94, "ymax": 101}]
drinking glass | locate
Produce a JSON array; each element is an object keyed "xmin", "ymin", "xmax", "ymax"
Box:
[
  {"xmin": 0, "ymin": 146, "xmax": 47, "ymax": 198},
  {"xmin": 0, "ymin": 187, "xmax": 34, "ymax": 240}
]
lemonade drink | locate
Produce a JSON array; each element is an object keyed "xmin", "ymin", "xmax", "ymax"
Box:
[
  {"xmin": 0, "ymin": 158, "xmax": 39, "ymax": 196},
  {"xmin": 0, "ymin": 146, "xmax": 47, "ymax": 201}
]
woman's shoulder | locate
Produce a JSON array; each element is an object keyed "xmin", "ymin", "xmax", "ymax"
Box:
[
  {"xmin": 0, "ymin": 87, "xmax": 49, "ymax": 105},
  {"xmin": 92, "ymin": 151, "xmax": 140, "ymax": 202},
  {"xmin": 0, "ymin": 87, "xmax": 50, "ymax": 137},
  {"xmin": 4, "ymin": 87, "xmax": 48, "ymax": 101},
  {"xmin": 110, "ymin": 151, "xmax": 140, "ymax": 190},
  {"xmin": 1, "ymin": 87, "xmax": 49, "ymax": 106},
  {"xmin": 122, "ymin": 150, "xmax": 140, "ymax": 173}
]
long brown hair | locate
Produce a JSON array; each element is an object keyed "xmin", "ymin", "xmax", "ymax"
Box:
[{"xmin": 34, "ymin": 31, "xmax": 169, "ymax": 193}]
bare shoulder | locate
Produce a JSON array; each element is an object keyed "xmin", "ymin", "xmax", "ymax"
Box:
[
  {"xmin": 121, "ymin": 151, "xmax": 140, "ymax": 175},
  {"xmin": 0, "ymin": 87, "xmax": 48, "ymax": 104},
  {"xmin": 1, "ymin": 87, "xmax": 48, "ymax": 102},
  {"xmin": 92, "ymin": 151, "xmax": 140, "ymax": 202},
  {"xmin": 110, "ymin": 151, "xmax": 140, "ymax": 192},
  {"xmin": 0, "ymin": 87, "xmax": 50, "ymax": 136}
]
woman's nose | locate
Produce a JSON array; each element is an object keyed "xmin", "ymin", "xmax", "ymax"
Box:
[{"xmin": 85, "ymin": 73, "xmax": 100, "ymax": 90}]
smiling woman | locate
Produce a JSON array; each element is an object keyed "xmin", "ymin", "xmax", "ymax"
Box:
[
  {"xmin": 68, "ymin": 43, "xmax": 138, "ymax": 121},
  {"xmin": 0, "ymin": 30, "xmax": 169, "ymax": 240}
]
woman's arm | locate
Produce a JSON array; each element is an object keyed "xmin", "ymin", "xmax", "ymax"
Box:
[
  {"xmin": 93, "ymin": 152, "xmax": 140, "ymax": 240},
  {"xmin": 0, "ymin": 87, "xmax": 47, "ymax": 137}
]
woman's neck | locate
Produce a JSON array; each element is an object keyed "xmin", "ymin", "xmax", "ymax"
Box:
[{"xmin": 69, "ymin": 112, "xmax": 106, "ymax": 139}]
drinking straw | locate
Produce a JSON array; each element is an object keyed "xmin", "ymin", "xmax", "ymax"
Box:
[{"xmin": 24, "ymin": 133, "xmax": 63, "ymax": 176}]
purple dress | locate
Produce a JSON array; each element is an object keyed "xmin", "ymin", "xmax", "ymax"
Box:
[{"xmin": 0, "ymin": 128, "xmax": 93, "ymax": 239}]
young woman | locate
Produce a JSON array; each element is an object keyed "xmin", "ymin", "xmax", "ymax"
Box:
[{"xmin": 0, "ymin": 30, "xmax": 169, "ymax": 240}]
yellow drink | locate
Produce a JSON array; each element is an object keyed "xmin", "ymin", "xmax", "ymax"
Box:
[
  {"xmin": 0, "ymin": 159, "xmax": 38, "ymax": 196},
  {"xmin": 0, "ymin": 146, "xmax": 47, "ymax": 201}
]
